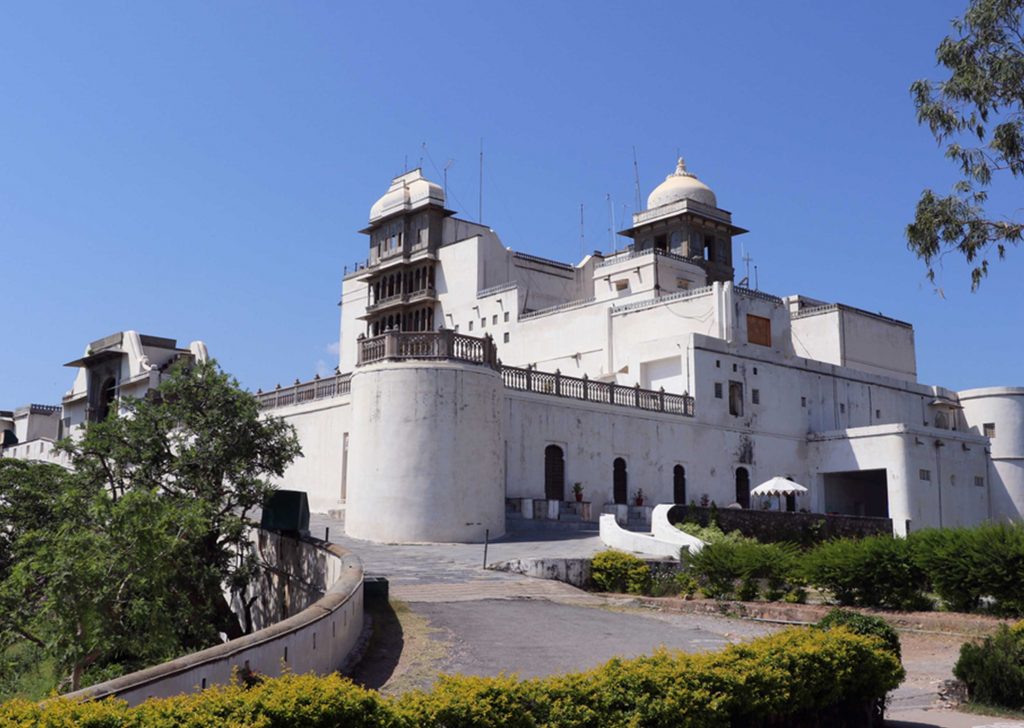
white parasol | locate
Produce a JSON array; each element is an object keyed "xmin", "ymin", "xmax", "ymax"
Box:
[
  {"xmin": 751, "ymin": 476, "xmax": 808, "ymax": 511},
  {"xmin": 751, "ymin": 476, "xmax": 808, "ymax": 497}
]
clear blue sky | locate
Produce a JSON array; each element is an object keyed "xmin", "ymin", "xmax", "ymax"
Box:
[{"xmin": 3, "ymin": 1, "xmax": 1021, "ymax": 407}]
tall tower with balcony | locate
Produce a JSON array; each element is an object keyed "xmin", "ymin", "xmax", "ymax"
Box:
[
  {"xmin": 358, "ymin": 169, "xmax": 453, "ymax": 337},
  {"xmin": 618, "ymin": 158, "xmax": 746, "ymax": 284}
]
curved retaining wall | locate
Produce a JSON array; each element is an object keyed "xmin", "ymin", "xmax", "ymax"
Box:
[
  {"xmin": 63, "ymin": 530, "xmax": 364, "ymax": 707},
  {"xmin": 599, "ymin": 513, "xmax": 685, "ymax": 559}
]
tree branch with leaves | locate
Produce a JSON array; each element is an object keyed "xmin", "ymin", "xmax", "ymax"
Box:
[{"xmin": 909, "ymin": 0, "xmax": 1024, "ymax": 289}]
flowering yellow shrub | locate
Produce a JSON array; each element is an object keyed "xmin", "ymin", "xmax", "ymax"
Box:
[{"xmin": 0, "ymin": 627, "xmax": 903, "ymax": 728}]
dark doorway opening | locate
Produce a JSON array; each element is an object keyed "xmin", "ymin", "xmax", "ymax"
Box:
[
  {"xmin": 97, "ymin": 377, "xmax": 116, "ymax": 422},
  {"xmin": 735, "ymin": 467, "xmax": 750, "ymax": 508},
  {"xmin": 613, "ymin": 457, "xmax": 628, "ymax": 505},
  {"xmin": 673, "ymin": 465, "xmax": 686, "ymax": 504},
  {"xmin": 823, "ymin": 469, "xmax": 889, "ymax": 517},
  {"xmin": 544, "ymin": 445, "xmax": 565, "ymax": 501}
]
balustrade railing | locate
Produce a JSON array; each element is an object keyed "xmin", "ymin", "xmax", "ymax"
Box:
[
  {"xmin": 501, "ymin": 366, "xmax": 695, "ymax": 417},
  {"xmin": 257, "ymin": 373, "xmax": 352, "ymax": 410},
  {"xmin": 264, "ymin": 334, "xmax": 694, "ymax": 418},
  {"xmin": 357, "ymin": 330, "xmax": 499, "ymax": 369}
]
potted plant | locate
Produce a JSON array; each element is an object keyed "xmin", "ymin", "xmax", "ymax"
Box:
[
  {"xmin": 572, "ymin": 482, "xmax": 584, "ymax": 502},
  {"xmin": 634, "ymin": 488, "xmax": 645, "ymax": 507}
]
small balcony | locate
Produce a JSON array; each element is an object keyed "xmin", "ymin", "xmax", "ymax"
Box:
[{"xmin": 364, "ymin": 286, "xmax": 437, "ymax": 315}]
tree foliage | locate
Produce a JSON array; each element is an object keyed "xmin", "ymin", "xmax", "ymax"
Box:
[
  {"xmin": 909, "ymin": 0, "xmax": 1024, "ymax": 289},
  {"xmin": 0, "ymin": 360, "xmax": 300, "ymax": 694}
]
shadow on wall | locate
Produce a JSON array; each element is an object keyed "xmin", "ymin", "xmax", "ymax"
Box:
[
  {"xmin": 244, "ymin": 530, "xmax": 335, "ymax": 632},
  {"xmin": 348, "ymin": 599, "xmax": 405, "ymax": 691}
]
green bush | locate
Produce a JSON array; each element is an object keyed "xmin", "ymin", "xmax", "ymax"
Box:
[
  {"xmin": 817, "ymin": 608, "xmax": 902, "ymax": 662},
  {"xmin": 646, "ymin": 568, "xmax": 699, "ymax": 598},
  {"xmin": 954, "ymin": 624, "xmax": 1024, "ymax": 709},
  {"xmin": 910, "ymin": 524, "xmax": 1024, "ymax": 616},
  {"xmin": 676, "ymin": 521, "xmax": 750, "ymax": 545},
  {"xmin": 683, "ymin": 540, "xmax": 803, "ymax": 601},
  {"xmin": 590, "ymin": 550, "xmax": 651, "ymax": 594},
  {"xmin": 0, "ymin": 628, "xmax": 904, "ymax": 727},
  {"xmin": 802, "ymin": 535, "xmax": 928, "ymax": 611}
]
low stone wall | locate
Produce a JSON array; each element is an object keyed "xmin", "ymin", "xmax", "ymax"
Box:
[
  {"xmin": 666, "ymin": 505, "xmax": 892, "ymax": 543},
  {"xmin": 64, "ymin": 530, "xmax": 364, "ymax": 707}
]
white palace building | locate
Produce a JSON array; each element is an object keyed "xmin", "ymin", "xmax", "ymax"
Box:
[{"xmin": 4, "ymin": 159, "xmax": 1024, "ymax": 543}]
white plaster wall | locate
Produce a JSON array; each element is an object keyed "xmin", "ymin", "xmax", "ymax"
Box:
[
  {"xmin": 808, "ymin": 425, "xmax": 990, "ymax": 535},
  {"xmin": 959, "ymin": 387, "xmax": 1024, "ymax": 520},
  {"xmin": 338, "ymin": 276, "xmax": 369, "ymax": 372},
  {"xmin": 504, "ymin": 390, "xmax": 805, "ymax": 511},
  {"xmin": 790, "ymin": 309, "xmax": 916, "ymax": 383},
  {"xmin": 270, "ymin": 397, "xmax": 353, "ymax": 513},
  {"xmin": 346, "ymin": 360, "xmax": 505, "ymax": 543},
  {"xmin": 790, "ymin": 309, "xmax": 843, "ymax": 366},
  {"xmin": 839, "ymin": 309, "xmax": 917, "ymax": 383}
]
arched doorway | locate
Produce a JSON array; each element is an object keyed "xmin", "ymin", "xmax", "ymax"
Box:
[
  {"xmin": 544, "ymin": 445, "xmax": 565, "ymax": 501},
  {"xmin": 735, "ymin": 467, "xmax": 750, "ymax": 509},
  {"xmin": 673, "ymin": 465, "xmax": 686, "ymax": 504},
  {"xmin": 97, "ymin": 377, "xmax": 117, "ymax": 422},
  {"xmin": 613, "ymin": 457, "xmax": 628, "ymax": 505}
]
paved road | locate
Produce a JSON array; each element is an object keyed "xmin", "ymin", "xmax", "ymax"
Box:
[{"xmin": 313, "ymin": 511, "xmax": 1024, "ymax": 727}]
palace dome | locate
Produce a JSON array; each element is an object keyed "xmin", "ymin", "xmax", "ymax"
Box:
[
  {"xmin": 369, "ymin": 169, "xmax": 445, "ymax": 223},
  {"xmin": 646, "ymin": 158, "xmax": 717, "ymax": 209}
]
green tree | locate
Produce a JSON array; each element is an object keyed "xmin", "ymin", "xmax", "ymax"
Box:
[
  {"xmin": 908, "ymin": 0, "xmax": 1024, "ymax": 289},
  {"xmin": 0, "ymin": 359, "xmax": 300, "ymax": 693}
]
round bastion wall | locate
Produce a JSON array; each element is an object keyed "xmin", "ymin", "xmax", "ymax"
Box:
[
  {"xmin": 959, "ymin": 387, "xmax": 1024, "ymax": 519},
  {"xmin": 345, "ymin": 359, "xmax": 505, "ymax": 543}
]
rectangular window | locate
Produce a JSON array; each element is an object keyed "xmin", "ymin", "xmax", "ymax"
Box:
[
  {"xmin": 984, "ymin": 422, "xmax": 996, "ymax": 438},
  {"xmin": 492, "ymin": 314, "xmax": 498, "ymax": 325},
  {"xmin": 752, "ymin": 389, "xmax": 760, "ymax": 405},
  {"xmin": 729, "ymin": 381, "xmax": 744, "ymax": 417},
  {"xmin": 920, "ymin": 469, "xmax": 931, "ymax": 482},
  {"xmin": 975, "ymin": 476, "xmax": 985, "ymax": 488},
  {"xmin": 876, "ymin": 409, "xmax": 881, "ymax": 419},
  {"xmin": 747, "ymin": 314, "xmax": 772, "ymax": 347},
  {"xmin": 801, "ymin": 396, "xmax": 807, "ymax": 408},
  {"xmin": 481, "ymin": 318, "xmax": 486, "ymax": 328},
  {"xmin": 468, "ymin": 321, "xmax": 474, "ymax": 331},
  {"xmin": 714, "ymin": 382, "xmax": 723, "ymax": 399},
  {"xmin": 503, "ymin": 332, "xmax": 510, "ymax": 343},
  {"xmin": 614, "ymin": 279, "xmax": 629, "ymax": 291},
  {"xmin": 504, "ymin": 311, "xmax": 510, "ymax": 323},
  {"xmin": 840, "ymin": 403, "xmax": 846, "ymax": 414},
  {"xmin": 676, "ymin": 277, "xmax": 690, "ymax": 290}
]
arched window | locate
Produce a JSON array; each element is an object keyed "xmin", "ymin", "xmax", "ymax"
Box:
[
  {"xmin": 673, "ymin": 465, "xmax": 686, "ymax": 504},
  {"xmin": 613, "ymin": 457, "xmax": 628, "ymax": 505},
  {"xmin": 544, "ymin": 445, "xmax": 565, "ymax": 501},
  {"xmin": 97, "ymin": 377, "xmax": 117, "ymax": 422},
  {"xmin": 735, "ymin": 467, "xmax": 750, "ymax": 509}
]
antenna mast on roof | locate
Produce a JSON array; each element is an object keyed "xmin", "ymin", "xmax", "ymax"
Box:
[
  {"xmin": 739, "ymin": 244, "xmax": 753, "ymax": 288},
  {"xmin": 443, "ymin": 159, "xmax": 454, "ymax": 200},
  {"xmin": 479, "ymin": 138, "xmax": 484, "ymax": 223},
  {"xmin": 579, "ymin": 203, "xmax": 585, "ymax": 260},
  {"xmin": 606, "ymin": 193, "xmax": 614, "ymax": 254},
  {"xmin": 632, "ymin": 146, "xmax": 642, "ymax": 211}
]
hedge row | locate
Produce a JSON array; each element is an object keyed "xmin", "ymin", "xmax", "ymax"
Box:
[
  {"xmin": 0, "ymin": 627, "xmax": 903, "ymax": 728},
  {"xmin": 679, "ymin": 523, "xmax": 1024, "ymax": 614}
]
